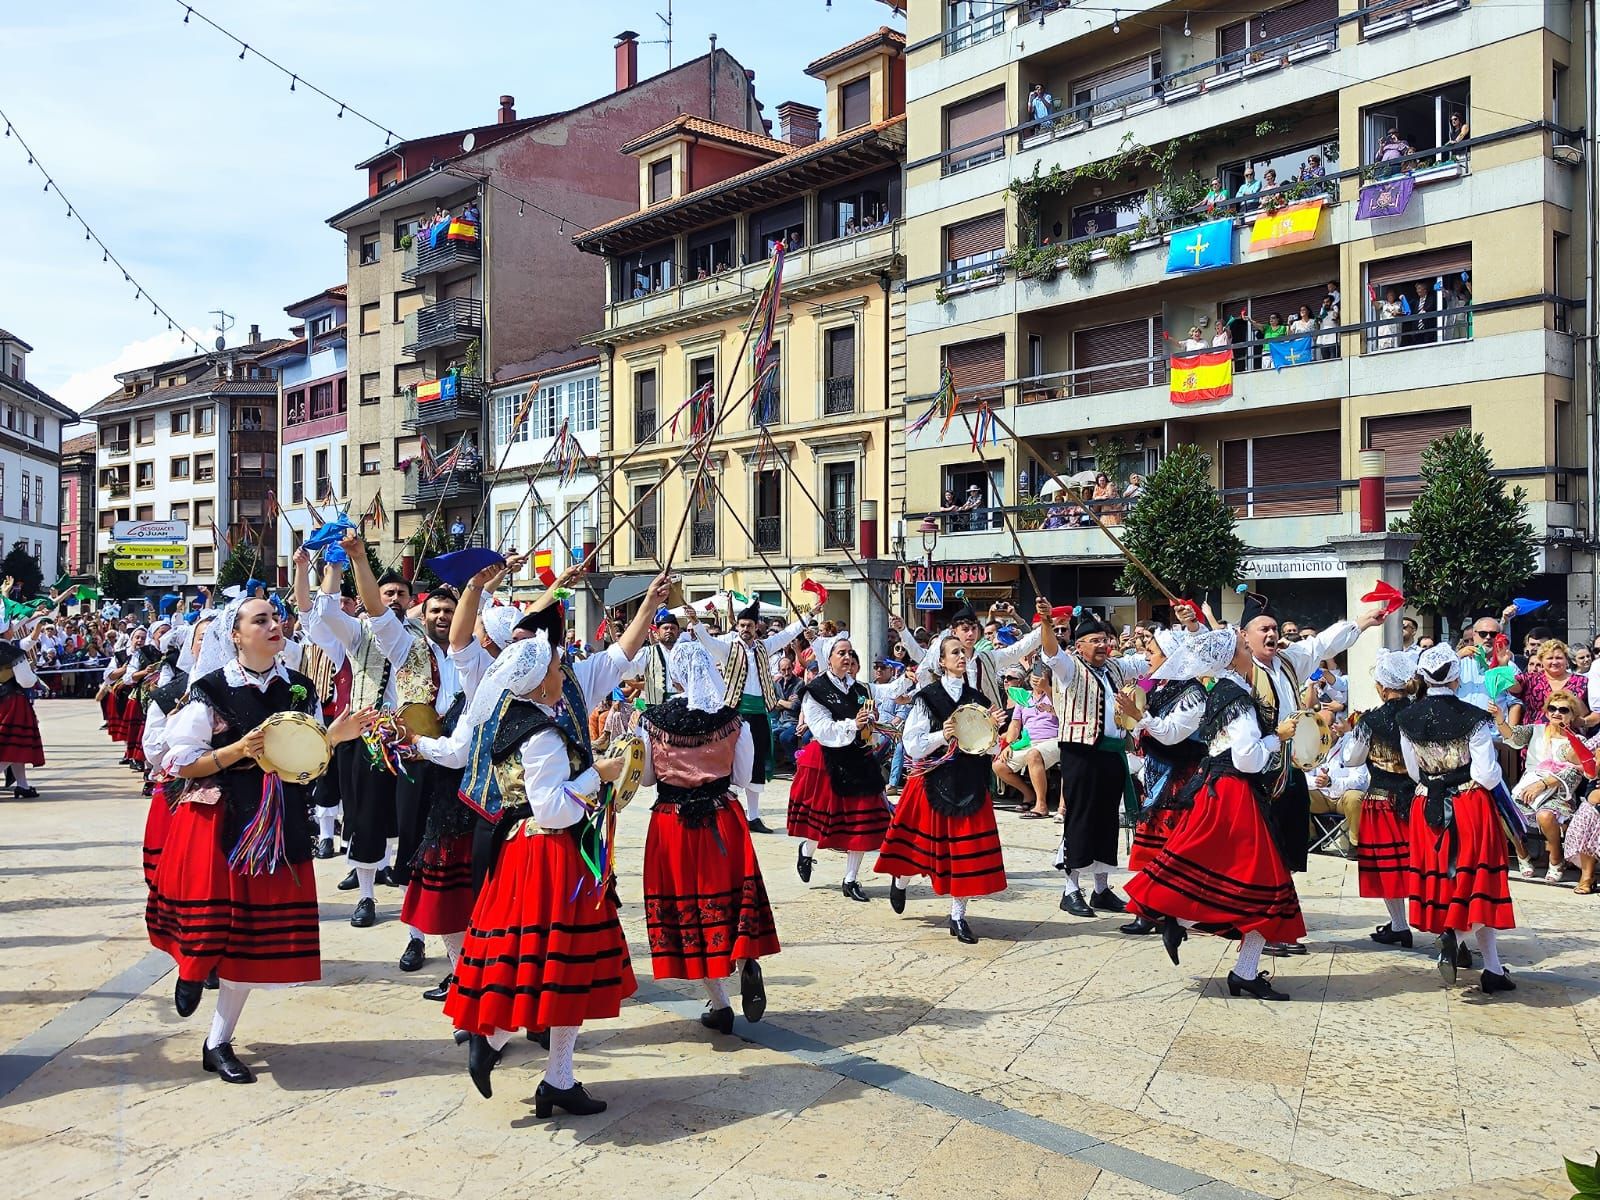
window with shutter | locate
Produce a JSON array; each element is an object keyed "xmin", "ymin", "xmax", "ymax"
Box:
[
  {"xmin": 649, "ymin": 158, "xmax": 672, "ymax": 204},
  {"xmin": 944, "ymin": 89, "xmax": 1006, "ymax": 172},
  {"xmin": 1366, "ymin": 245, "xmax": 1471, "ymax": 290},
  {"xmin": 825, "ymin": 327, "xmax": 857, "ymax": 414},
  {"xmin": 1363, "ymin": 409, "xmax": 1469, "ymax": 500},
  {"xmin": 1219, "ymin": 0, "xmax": 1337, "ymax": 55},
  {"xmin": 945, "ymin": 212, "xmax": 1006, "ymax": 281},
  {"xmin": 841, "ymin": 78, "xmax": 871, "ymax": 132},
  {"xmin": 943, "ymin": 336, "xmax": 1005, "ymax": 400},
  {"xmin": 1070, "ymin": 54, "xmax": 1160, "ymax": 113},
  {"xmin": 1071, "ymin": 318, "xmax": 1162, "ymax": 395},
  {"xmin": 1252, "ymin": 430, "xmax": 1339, "ymax": 515},
  {"xmin": 1221, "ymin": 439, "xmax": 1249, "ymax": 515}
]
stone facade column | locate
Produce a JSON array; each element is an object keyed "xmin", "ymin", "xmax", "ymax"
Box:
[{"xmin": 1326, "ymin": 532, "xmax": 1418, "ymax": 712}]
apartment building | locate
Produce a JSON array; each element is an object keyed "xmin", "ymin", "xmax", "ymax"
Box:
[
  {"xmin": 84, "ymin": 331, "xmax": 287, "ymax": 589},
  {"xmin": 904, "ymin": 0, "xmax": 1593, "ymax": 632},
  {"xmin": 327, "ymin": 39, "xmax": 767, "ymax": 567},
  {"xmin": 0, "ymin": 331, "xmax": 76, "ymax": 584},
  {"xmin": 576, "ymin": 26, "xmax": 907, "ymax": 634},
  {"xmin": 59, "ymin": 432, "xmax": 97, "ymax": 580},
  {"xmin": 264, "ymin": 286, "xmax": 349, "ymax": 566}
]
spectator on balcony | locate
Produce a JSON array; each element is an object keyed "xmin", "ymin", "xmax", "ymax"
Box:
[
  {"xmin": 1316, "ymin": 295, "xmax": 1340, "ymax": 360},
  {"xmin": 1202, "ymin": 177, "xmax": 1230, "ymax": 211},
  {"xmin": 1444, "ymin": 277, "xmax": 1472, "ymax": 340},
  {"xmin": 1442, "ymin": 112, "xmax": 1470, "ymax": 161},
  {"xmin": 1181, "ymin": 326, "xmax": 1207, "ymax": 351},
  {"xmin": 1374, "ymin": 129, "xmax": 1413, "ymax": 178},
  {"xmin": 1260, "ymin": 168, "xmax": 1281, "ymax": 202},
  {"xmin": 938, "ymin": 489, "xmax": 961, "ymax": 534},
  {"xmin": 960, "ymin": 484, "xmax": 986, "ymax": 531},
  {"xmin": 1289, "ymin": 303, "xmax": 1319, "ymax": 338},
  {"xmin": 1123, "ymin": 474, "xmax": 1146, "ymax": 515},
  {"xmin": 1300, "ymin": 154, "xmax": 1327, "ymax": 181},
  {"xmin": 1406, "ymin": 281, "xmax": 1438, "ymax": 345},
  {"xmin": 1235, "ymin": 167, "xmax": 1263, "ymax": 204},
  {"xmin": 1211, "ymin": 321, "xmax": 1234, "ymax": 350},
  {"xmin": 1027, "ymin": 84, "xmax": 1056, "ymax": 129},
  {"xmin": 449, "ymin": 517, "xmax": 467, "ymax": 550},
  {"xmin": 1375, "ymin": 289, "xmax": 1404, "ymax": 350},
  {"xmin": 1247, "ymin": 310, "xmax": 1287, "ymax": 369},
  {"xmin": 1091, "ymin": 473, "xmax": 1121, "ymax": 526}
]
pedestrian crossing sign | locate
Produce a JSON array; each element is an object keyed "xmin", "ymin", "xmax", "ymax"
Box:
[{"xmin": 914, "ymin": 581, "xmax": 944, "ymax": 610}]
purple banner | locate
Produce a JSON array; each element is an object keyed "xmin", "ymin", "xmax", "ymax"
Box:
[{"xmin": 1356, "ymin": 174, "xmax": 1415, "ymax": 220}]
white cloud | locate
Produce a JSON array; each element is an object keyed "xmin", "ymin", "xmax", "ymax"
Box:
[{"xmin": 55, "ymin": 327, "xmax": 210, "ymax": 418}]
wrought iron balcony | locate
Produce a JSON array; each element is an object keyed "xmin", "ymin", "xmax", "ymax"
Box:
[
  {"xmin": 401, "ymin": 296, "xmax": 483, "ymax": 355},
  {"xmin": 401, "ymin": 373, "xmax": 488, "ymax": 430},
  {"xmin": 634, "ymin": 407, "xmax": 658, "ymax": 446},
  {"xmin": 823, "ymin": 506, "xmax": 855, "ymax": 550},
  {"xmin": 823, "ymin": 376, "xmax": 855, "ymax": 415},
  {"xmin": 690, "ymin": 521, "xmax": 717, "ymax": 558},
  {"xmin": 402, "ymin": 462, "xmax": 483, "ymax": 506},
  {"xmin": 753, "ymin": 515, "xmax": 782, "ymax": 554},
  {"xmin": 401, "ymin": 233, "xmax": 482, "ymax": 282},
  {"xmin": 104, "ymin": 442, "xmax": 130, "ymax": 460},
  {"xmin": 633, "ymin": 526, "xmax": 658, "ymax": 560}
]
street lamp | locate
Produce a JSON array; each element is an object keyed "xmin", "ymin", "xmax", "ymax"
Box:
[{"xmin": 918, "ymin": 516, "xmax": 940, "ymax": 569}]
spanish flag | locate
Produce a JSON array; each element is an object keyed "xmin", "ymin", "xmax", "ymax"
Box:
[
  {"xmin": 533, "ymin": 547, "xmax": 556, "ymax": 586},
  {"xmin": 1249, "ymin": 198, "xmax": 1324, "ymax": 250},
  {"xmin": 415, "ymin": 377, "xmax": 442, "ymax": 404},
  {"xmin": 446, "ymin": 218, "xmax": 479, "ymax": 243},
  {"xmin": 1169, "ymin": 349, "xmax": 1234, "ymax": 405}
]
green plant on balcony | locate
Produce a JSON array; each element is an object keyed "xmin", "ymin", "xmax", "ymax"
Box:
[
  {"xmin": 462, "ymin": 338, "xmax": 481, "ymax": 379},
  {"xmin": 399, "ymin": 234, "xmax": 413, "ymax": 250},
  {"xmin": 1095, "ymin": 436, "xmax": 1129, "ymax": 485},
  {"xmin": 1017, "ymin": 496, "xmax": 1046, "ymax": 530},
  {"xmin": 1062, "ymin": 241, "xmax": 1094, "ymax": 278},
  {"xmin": 1101, "ymin": 232, "xmax": 1134, "ymax": 263},
  {"xmin": 934, "ymin": 283, "xmax": 952, "ymax": 304},
  {"xmin": 1006, "ymin": 241, "xmax": 1061, "ymax": 282}
]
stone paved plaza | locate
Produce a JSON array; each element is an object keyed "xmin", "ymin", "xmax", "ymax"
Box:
[{"xmin": 1, "ymin": 701, "xmax": 1596, "ymax": 1199}]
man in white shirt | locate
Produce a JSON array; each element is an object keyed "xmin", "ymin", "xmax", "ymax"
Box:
[{"xmin": 893, "ymin": 599, "xmax": 1042, "ymax": 709}]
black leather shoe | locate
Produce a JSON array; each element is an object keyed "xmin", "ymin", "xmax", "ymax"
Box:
[
  {"xmin": 422, "ymin": 974, "xmax": 454, "ymax": 1002},
  {"xmin": 1089, "ymin": 888, "xmax": 1127, "ymax": 914},
  {"xmin": 1162, "ymin": 916, "xmax": 1187, "ymax": 966},
  {"xmin": 534, "ymin": 1080, "xmax": 606, "ymax": 1118},
  {"xmin": 796, "ymin": 847, "xmax": 814, "ymax": 883},
  {"xmin": 1480, "ymin": 968, "xmax": 1516, "ymax": 994},
  {"xmin": 203, "ymin": 969, "xmax": 219, "ymax": 990},
  {"xmin": 1457, "ymin": 941, "xmax": 1473, "ymax": 969},
  {"xmin": 1437, "ymin": 930, "xmax": 1459, "ymax": 985},
  {"xmin": 1370, "ymin": 923, "xmax": 1413, "ymax": 948},
  {"xmin": 337, "ymin": 869, "xmax": 359, "ymax": 891},
  {"xmin": 14, "ymin": 786, "xmax": 40, "ymax": 799},
  {"xmin": 377, "ymin": 867, "xmax": 400, "ymax": 888},
  {"xmin": 841, "ymin": 880, "xmax": 869, "ymax": 903},
  {"xmin": 1120, "ymin": 914, "xmax": 1157, "ymax": 935},
  {"xmin": 314, "ymin": 837, "xmax": 335, "ymax": 859},
  {"xmin": 700, "ymin": 1004, "xmax": 735, "ymax": 1035},
  {"xmin": 174, "ymin": 977, "xmax": 204, "ymax": 1018},
  {"xmin": 453, "ymin": 1028, "xmax": 470, "ymax": 1046},
  {"xmin": 398, "ymin": 937, "xmax": 426, "ymax": 972},
  {"xmin": 467, "ymin": 1034, "xmax": 501, "ymax": 1099},
  {"xmin": 747, "ymin": 818, "xmax": 773, "ymax": 835},
  {"xmin": 528, "ymin": 1028, "xmax": 550, "ymax": 1050},
  {"xmin": 202, "ymin": 1040, "xmax": 256, "ymax": 1083},
  {"xmin": 350, "ymin": 897, "xmax": 376, "ymax": 928},
  {"xmin": 889, "ymin": 882, "xmax": 907, "ymax": 914},
  {"xmin": 1227, "ymin": 970, "xmax": 1289, "ymax": 1000},
  {"xmin": 1059, "ymin": 889, "xmax": 1095, "ymax": 918},
  {"xmin": 949, "ymin": 917, "xmax": 978, "ymax": 944},
  {"xmin": 739, "ymin": 959, "xmax": 767, "ymax": 1023}
]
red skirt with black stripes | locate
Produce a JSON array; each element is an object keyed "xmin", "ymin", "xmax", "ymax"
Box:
[
  {"xmin": 0, "ymin": 691, "xmax": 43, "ymax": 765},
  {"xmin": 121, "ymin": 693, "xmax": 146, "ymax": 766},
  {"xmin": 142, "ymin": 780, "xmax": 174, "ymax": 891},
  {"xmin": 145, "ymin": 799, "xmax": 321, "ymax": 984},
  {"xmin": 786, "ymin": 740, "xmax": 891, "ymax": 851},
  {"xmin": 1125, "ymin": 774, "xmax": 1306, "ymax": 944},
  {"xmin": 1406, "ymin": 785, "xmax": 1514, "ymax": 933},
  {"xmin": 644, "ymin": 797, "xmax": 781, "ymax": 980},
  {"xmin": 399, "ymin": 832, "xmax": 475, "ymax": 936},
  {"xmin": 872, "ymin": 774, "xmax": 1007, "ymax": 898},
  {"xmin": 445, "ymin": 825, "xmax": 636, "ymax": 1034},
  {"xmin": 1358, "ymin": 791, "xmax": 1412, "ymax": 900}
]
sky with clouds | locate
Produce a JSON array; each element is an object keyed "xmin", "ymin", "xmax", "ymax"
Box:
[{"xmin": 1, "ymin": 0, "xmax": 902, "ymax": 428}]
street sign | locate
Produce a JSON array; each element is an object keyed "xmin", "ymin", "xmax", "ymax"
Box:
[
  {"xmin": 913, "ymin": 580, "xmax": 945, "ymax": 610},
  {"xmin": 115, "ymin": 543, "xmax": 187, "ymax": 558},
  {"xmin": 116, "ymin": 557, "xmax": 187, "ymax": 572},
  {"xmin": 113, "ymin": 519, "xmax": 189, "ymax": 543},
  {"xmin": 137, "ymin": 571, "xmax": 189, "ymax": 586}
]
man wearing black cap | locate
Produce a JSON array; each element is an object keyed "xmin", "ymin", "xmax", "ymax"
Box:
[
  {"xmin": 892, "ymin": 599, "xmax": 1041, "ymax": 711},
  {"xmin": 1046, "ymin": 605, "xmax": 1198, "ymax": 917},
  {"xmin": 1239, "ymin": 590, "xmax": 1386, "ymax": 952},
  {"xmin": 642, "ymin": 606, "xmax": 684, "ymax": 706},
  {"xmin": 692, "ymin": 595, "xmax": 808, "ymax": 832}
]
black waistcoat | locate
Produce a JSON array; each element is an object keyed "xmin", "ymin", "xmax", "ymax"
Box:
[
  {"xmin": 804, "ymin": 674, "xmax": 884, "ymax": 796},
  {"xmin": 916, "ymin": 679, "xmax": 992, "ymax": 817}
]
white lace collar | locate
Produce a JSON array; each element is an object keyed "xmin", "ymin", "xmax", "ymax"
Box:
[
  {"xmin": 826, "ymin": 671, "xmax": 856, "ymax": 691},
  {"xmin": 224, "ymin": 658, "xmax": 291, "ymax": 693},
  {"xmin": 940, "ymin": 674, "xmax": 965, "ymax": 699}
]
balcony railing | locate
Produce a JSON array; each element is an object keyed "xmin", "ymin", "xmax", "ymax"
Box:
[
  {"xmin": 104, "ymin": 443, "xmax": 129, "ymax": 460},
  {"xmin": 823, "ymin": 506, "xmax": 855, "ymax": 551},
  {"xmin": 823, "ymin": 377, "xmax": 856, "ymax": 416},
  {"xmin": 402, "ymin": 462, "xmax": 483, "ymax": 505},
  {"xmin": 634, "ymin": 408, "xmax": 658, "ymax": 446},
  {"xmin": 633, "ymin": 526, "xmax": 659, "ymax": 560},
  {"xmin": 105, "ymin": 483, "xmax": 130, "ymax": 498},
  {"xmin": 942, "ymin": 3, "xmax": 1008, "ymax": 53},
  {"xmin": 401, "ymin": 296, "xmax": 483, "ymax": 355},
  {"xmin": 401, "ymin": 234, "xmax": 482, "ymax": 282},
  {"xmin": 753, "ymin": 515, "xmax": 782, "ymax": 554},
  {"xmin": 690, "ymin": 521, "xmax": 717, "ymax": 557},
  {"xmin": 401, "ymin": 374, "xmax": 489, "ymax": 430}
]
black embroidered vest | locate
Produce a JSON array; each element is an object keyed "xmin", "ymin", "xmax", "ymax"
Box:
[
  {"xmin": 915, "ymin": 679, "xmax": 992, "ymax": 817},
  {"xmin": 804, "ymin": 675, "xmax": 884, "ymax": 796}
]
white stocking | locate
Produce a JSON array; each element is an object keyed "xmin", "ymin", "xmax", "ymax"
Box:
[
  {"xmin": 1473, "ymin": 924, "xmax": 1503, "ymax": 974},
  {"xmin": 486, "ymin": 1027, "xmax": 514, "ymax": 1051},
  {"xmin": 206, "ymin": 980, "xmax": 252, "ymax": 1049},
  {"xmin": 316, "ymin": 810, "xmax": 339, "ymax": 840},
  {"xmin": 893, "ymin": 875, "xmax": 912, "ymax": 890},
  {"xmin": 1383, "ymin": 898, "xmax": 1410, "ymax": 931},
  {"xmin": 799, "ymin": 838, "xmax": 819, "ymax": 857},
  {"xmin": 950, "ymin": 896, "xmax": 969, "ymax": 921},
  {"xmin": 383, "ymin": 838, "xmax": 398, "ymax": 870},
  {"xmin": 355, "ymin": 866, "xmax": 377, "ymax": 900},
  {"xmin": 701, "ymin": 976, "xmax": 731, "ymax": 1009},
  {"xmin": 1092, "ymin": 871, "xmax": 1110, "ymax": 893},
  {"xmin": 10, "ymin": 765, "xmax": 27, "ymax": 787},
  {"xmin": 405, "ymin": 924, "xmax": 426, "ymax": 945},
  {"xmin": 545, "ymin": 1025, "xmax": 580, "ymax": 1089},
  {"xmin": 1234, "ymin": 931, "xmax": 1267, "ymax": 980},
  {"xmin": 743, "ymin": 787, "xmax": 762, "ymax": 821},
  {"xmin": 441, "ymin": 931, "xmax": 465, "ymax": 970},
  {"xmin": 843, "ymin": 851, "xmax": 864, "ymax": 883},
  {"xmin": 1067, "ymin": 868, "xmax": 1082, "ymax": 892}
]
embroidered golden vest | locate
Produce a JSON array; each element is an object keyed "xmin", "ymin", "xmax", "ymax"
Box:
[
  {"xmin": 1052, "ymin": 653, "xmax": 1131, "ymax": 746},
  {"xmin": 720, "ymin": 638, "xmax": 778, "ymax": 709}
]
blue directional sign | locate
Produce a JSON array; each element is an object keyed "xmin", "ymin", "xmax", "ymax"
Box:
[{"xmin": 913, "ymin": 580, "xmax": 945, "ymax": 610}]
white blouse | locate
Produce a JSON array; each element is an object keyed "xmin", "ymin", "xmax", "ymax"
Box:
[
  {"xmin": 161, "ymin": 660, "xmax": 321, "ymax": 776},
  {"xmin": 799, "ymin": 673, "xmax": 864, "ymax": 748},
  {"xmin": 1399, "ymin": 687, "xmax": 1503, "ymax": 791},
  {"xmin": 417, "ymin": 712, "xmax": 600, "ymax": 832},
  {"xmin": 1207, "ymin": 669, "xmax": 1281, "ymax": 775},
  {"xmin": 901, "ymin": 675, "xmax": 976, "ymax": 760}
]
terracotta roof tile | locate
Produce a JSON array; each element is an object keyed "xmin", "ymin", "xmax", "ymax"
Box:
[
  {"xmin": 805, "ymin": 26, "xmax": 905, "ymax": 76},
  {"xmin": 619, "ymin": 114, "xmax": 793, "ymax": 158},
  {"xmin": 62, "ymin": 433, "xmax": 98, "ymax": 455}
]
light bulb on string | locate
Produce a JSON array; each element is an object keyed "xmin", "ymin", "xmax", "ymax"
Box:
[
  {"xmin": 183, "ymin": 6, "xmax": 191, "ymax": 21},
  {"xmin": 289, "ymin": 75, "xmax": 297, "ymax": 91},
  {"xmin": 1183, "ymin": 11, "xmax": 1191, "ymax": 35},
  {"xmin": 238, "ymin": 44, "xmax": 247, "ymax": 59},
  {"xmin": 1113, "ymin": 10, "xmax": 1120, "ymax": 32},
  {"xmin": 337, "ymin": 104, "xmax": 344, "ymax": 118}
]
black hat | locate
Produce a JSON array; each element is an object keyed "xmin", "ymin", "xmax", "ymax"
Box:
[
  {"xmin": 948, "ymin": 600, "xmax": 980, "ymax": 628},
  {"xmin": 515, "ymin": 603, "xmax": 565, "ymax": 645},
  {"xmin": 377, "ymin": 569, "xmax": 412, "ymax": 592},
  {"xmin": 737, "ymin": 597, "xmax": 762, "ymax": 623},
  {"xmin": 1071, "ymin": 610, "xmax": 1114, "ymax": 641},
  {"xmin": 1240, "ymin": 591, "xmax": 1277, "ymax": 629}
]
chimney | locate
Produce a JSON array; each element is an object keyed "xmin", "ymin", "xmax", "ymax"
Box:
[
  {"xmin": 248, "ymin": 323, "xmax": 260, "ymax": 345},
  {"xmin": 498, "ymin": 94, "xmax": 516, "ymax": 124},
  {"xmin": 777, "ymin": 101, "xmax": 821, "ymax": 148},
  {"xmin": 614, "ymin": 31, "xmax": 638, "ymax": 92}
]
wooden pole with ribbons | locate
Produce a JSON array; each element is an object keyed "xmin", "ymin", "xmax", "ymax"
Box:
[
  {"xmin": 959, "ymin": 409, "xmax": 1043, "ymax": 599},
  {"xmin": 705, "ymin": 471, "xmax": 805, "ymax": 615}
]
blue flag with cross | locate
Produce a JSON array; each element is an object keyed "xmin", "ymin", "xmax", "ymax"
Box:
[
  {"xmin": 1165, "ymin": 218, "xmax": 1235, "ymax": 274},
  {"xmin": 1267, "ymin": 334, "xmax": 1316, "ymax": 370}
]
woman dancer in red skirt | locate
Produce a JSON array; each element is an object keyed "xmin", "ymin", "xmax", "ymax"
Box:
[
  {"xmin": 1125, "ymin": 627, "xmax": 1305, "ymax": 1000},
  {"xmin": 150, "ymin": 598, "xmax": 368, "ymax": 1082},
  {"xmin": 0, "ymin": 639, "xmax": 45, "ymax": 798},
  {"xmin": 1398, "ymin": 643, "xmax": 1517, "ymax": 993},
  {"xmin": 139, "ymin": 615, "xmax": 215, "ymax": 895},
  {"xmin": 639, "ymin": 640, "xmax": 779, "ymax": 1034},
  {"xmin": 874, "ymin": 635, "xmax": 1008, "ymax": 943},
  {"xmin": 415, "ymin": 633, "xmax": 635, "ymax": 1117},
  {"xmin": 1341, "ymin": 647, "xmax": 1421, "ymax": 948},
  {"xmin": 789, "ymin": 637, "xmax": 898, "ymax": 902},
  {"xmin": 120, "ymin": 626, "xmax": 165, "ymax": 770}
]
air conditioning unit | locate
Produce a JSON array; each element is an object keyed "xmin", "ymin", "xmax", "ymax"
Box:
[{"xmin": 1553, "ymin": 144, "xmax": 1584, "ymax": 167}]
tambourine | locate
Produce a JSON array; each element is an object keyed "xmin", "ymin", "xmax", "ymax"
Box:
[
  {"xmin": 1113, "ymin": 684, "xmax": 1147, "ymax": 732},
  {"xmin": 1289, "ymin": 710, "xmax": 1333, "ymax": 771},
  {"xmin": 604, "ymin": 733, "xmax": 646, "ymax": 813},
  {"xmin": 257, "ymin": 711, "xmax": 331, "ymax": 784},
  {"xmin": 950, "ymin": 703, "xmax": 999, "ymax": 755},
  {"xmin": 396, "ymin": 701, "xmax": 443, "ymax": 740}
]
